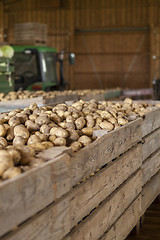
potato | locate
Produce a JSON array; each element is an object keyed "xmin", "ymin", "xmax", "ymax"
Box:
[
  {"xmin": 70, "ymin": 141, "xmax": 82, "ymax": 152},
  {"xmin": 29, "ymin": 157, "xmax": 45, "ymax": 168},
  {"xmin": 53, "ymin": 137, "xmax": 66, "ymax": 146},
  {"xmin": 75, "ymin": 117, "xmax": 86, "ymax": 130},
  {"xmin": 0, "ymin": 124, "xmax": 7, "ymax": 137},
  {"xmin": 13, "ymin": 136, "xmax": 27, "ymax": 146},
  {"xmin": 49, "ymin": 135, "xmax": 57, "ymax": 143},
  {"xmin": 56, "ymin": 109, "xmax": 65, "ymax": 118},
  {"xmin": 2, "ymin": 167, "xmax": 21, "ymax": 180},
  {"xmin": 50, "ymin": 127, "xmax": 68, "ymax": 138},
  {"xmin": 100, "ymin": 111, "xmax": 112, "ymax": 120},
  {"xmin": 7, "ymin": 146, "xmax": 21, "ymax": 165},
  {"xmin": 81, "ymin": 127, "xmax": 93, "ymax": 137},
  {"xmin": 35, "ymin": 131, "xmax": 48, "ymax": 141},
  {"xmin": 8, "ymin": 109, "xmax": 21, "ymax": 117},
  {"xmin": 29, "ymin": 103, "xmax": 38, "ymax": 111},
  {"xmin": 50, "ymin": 113, "xmax": 62, "ymax": 124},
  {"xmin": 20, "ymin": 165, "xmax": 31, "ymax": 172},
  {"xmin": 86, "ymin": 115, "xmax": 95, "ymax": 128},
  {"xmin": 25, "ymin": 120, "xmax": 39, "ymax": 132},
  {"xmin": 0, "ymin": 137, "xmax": 8, "ymax": 147},
  {"xmin": 6, "ymin": 127, "xmax": 14, "ymax": 142},
  {"xmin": 29, "ymin": 114, "xmax": 37, "ymax": 121},
  {"xmin": 78, "ymin": 135, "xmax": 92, "ymax": 146},
  {"xmin": 29, "ymin": 142, "xmax": 46, "ymax": 152},
  {"xmin": 40, "ymin": 124, "xmax": 51, "ymax": 135},
  {"xmin": 65, "ymin": 122, "xmax": 75, "ymax": 129},
  {"xmin": 14, "ymin": 124, "xmax": 30, "ymax": 139},
  {"xmin": 108, "ymin": 117, "xmax": 117, "ymax": 125},
  {"xmin": 3, "ymin": 123, "xmax": 10, "ymax": 131},
  {"xmin": 99, "ymin": 121, "xmax": 114, "ymax": 131},
  {"xmin": 35, "ymin": 115, "xmax": 50, "ymax": 126},
  {"xmin": 27, "ymin": 135, "xmax": 41, "ymax": 145},
  {"xmin": 117, "ymin": 117, "xmax": 128, "ymax": 126},
  {"xmin": 41, "ymin": 141, "xmax": 54, "ymax": 149},
  {"xmin": 66, "ymin": 115, "xmax": 74, "ymax": 123},
  {"xmin": 16, "ymin": 145, "xmax": 35, "ymax": 165},
  {"xmin": 8, "ymin": 116, "xmax": 21, "ymax": 127},
  {"xmin": 124, "ymin": 98, "xmax": 132, "ymax": 105},
  {"xmin": 67, "ymin": 129, "xmax": 79, "ymax": 141},
  {"xmin": 0, "ymin": 150, "xmax": 14, "ymax": 176},
  {"xmin": 95, "ymin": 117, "xmax": 103, "ymax": 125},
  {"xmin": 16, "ymin": 113, "xmax": 28, "ymax": 123}
]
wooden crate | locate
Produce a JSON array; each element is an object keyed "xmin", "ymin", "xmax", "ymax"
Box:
[
  {"xmin": 14, "ymin": 23, "xmax": 47, "ymax": 45},
  {"xmin": 0, "ymin": 102, "xmax": 160, "ymax": 240},
  {"xmin": 141, "ymin": 106, "xmax": 160, "ymax": 214},
  {"xmin": 0, "ymin": 119, "xmax": 142, "ymax": 240}
]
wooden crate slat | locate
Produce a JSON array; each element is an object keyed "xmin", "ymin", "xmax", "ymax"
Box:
[
  {"xmin": 142, "ymin": 147, "xmax": 160, "ymax": 186},
  {"xmin": 141, "ymin": 170, "xmax": 160, "ymax": 215},
  {"xmin": 142, "ymin": 127, "xmax": 160, "ymax": 161},
  {"xmin": 0, "ymin": 97, "xmax": 43, "ymax": 108},
  {"xmin": 70, "ymin": 144, "xmax": 142, "ymax": 229},
  {"xmin": 0, "ymin": 144, "xmax": 142, "ymax": 240},
  {"xmin": 43, "ymin": 94, "xmax": 79, "ymax": 106},
  {"xmin": 100, "ymin": 195, "xmax": 141, "ymax": 240},
  {"xmin": 1, "ymin": 194, "xmax": 71, "ymax": 240},
  {"xmin": 71, "ymin": 118, "xmax": 142, "ymax": 186},
  {"xmin": 0, "ymin": 152, "xmax": 71, "ymax": 238},
  {"xmin": 142, "ymin": 107, "xmax": 160, "ymax": 137},
  {"xmin": 64, "ymin": 170, "xmax": 142, "ymax": 240}
]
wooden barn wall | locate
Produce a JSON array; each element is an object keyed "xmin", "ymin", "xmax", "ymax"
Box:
[
  {"xmin": 0, "ymin": 0, "xmax": 4, "ymax": 42},
  {"xmin": 2, "ymin": 0, "xmax": 160, "ymax": 89}
]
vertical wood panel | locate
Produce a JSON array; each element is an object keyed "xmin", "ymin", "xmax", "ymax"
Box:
[{"xmin": 0, "ymin": 0, "xmax": 4, "ymax": 42}]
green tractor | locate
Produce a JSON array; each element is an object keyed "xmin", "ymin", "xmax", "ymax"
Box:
[{"xmin": 11, "ymin": 45, "xmax": 75, "ymax": 92}]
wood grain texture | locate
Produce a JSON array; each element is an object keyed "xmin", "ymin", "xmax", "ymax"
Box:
[
  {"xmin": 142, "ymin": 127, "xmax": 160, "ymax": 161},
  {"xmin": 142, "ymin": 107, "xmax": 160, "ymax": 137},
  {"xmin": 100, "ymin": 196, "xmax": 141, "ymax": 240},
  {"xmin": 0, "ymin": 152, "xmax": 71, "ymax": 238},
  {"xmin": 142, "ymin": 148, "xmax": 160, "ymax": 186},
  {"xmin": 43, "ymin": 94, "xmax": 79, "ymax": 106},
  {"xmin": 64, "ymin": 170, "xmax": 142, "ymax": 240},
  {"xmin": 70, "ymin": 144, "xmax": 142, "ymax": 229},
  {"xmin": 71, "ymin": 118, "xmax": 142, "ymax": 186},
  {"xmin": 0, "ymin": 97, "xmax": 43, "ymax": 107},
  {"xmin": 0, "ymin": 146, "xmax": 142, "ymax": 240},
  {"xmin": 1, "ymin": 194, "xmax": 71, "ymax": 240},
  {"xmin": 141, "ymin": 170, "xmax": 160, "ymax": 215}
]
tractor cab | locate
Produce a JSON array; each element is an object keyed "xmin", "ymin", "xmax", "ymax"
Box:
[{"xmin": 12, "ymin": 45, "xmax": 59, "ymax": 91}]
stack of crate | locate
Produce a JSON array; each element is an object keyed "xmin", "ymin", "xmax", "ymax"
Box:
[
  {"xmin": 14, "ymin": 23, "xmax": 47, "ymax": 45},
  {"xmin": 141, "ymin": 106, "xmax": 160, "ymax": 215},
  {"xmin": 0, "ymin": 102, "xmax": 160, "ymax": 240}
]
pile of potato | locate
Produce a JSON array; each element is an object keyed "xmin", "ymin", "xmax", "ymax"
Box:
[
  {"xmin": 0, "ymin": 89, "xmax": 108, "ymax": 101},
  {"xmin": 0, "ymin": 97, "xmax": 158, "ymax": 181},
  {"xmin": 0, "ymin": 90, "xmax": 76, "ymax": 101}
]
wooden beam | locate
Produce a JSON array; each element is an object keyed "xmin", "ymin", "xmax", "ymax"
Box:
[
  {"xmin": 69, "ymin": 0, "xmax": 75, "ymax": 89},
  {"xmin": 0, "ymin": 0, "xmax": 4, "ymax": 42}
]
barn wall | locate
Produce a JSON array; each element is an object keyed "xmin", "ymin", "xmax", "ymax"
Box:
[{"xmin": 1, "ymin": 0, "xmax": 160, "ymax": 89}]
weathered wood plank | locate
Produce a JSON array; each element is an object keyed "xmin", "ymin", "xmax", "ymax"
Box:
[
  {"xmin": 142, "ymin": 127, "xmax": 160, "ymax": 161},
  {"xmin": 1, "ymin": 194, "xmax": 71, "ymax": 240},
  {"xmin": 142, "ymin": 107, "xmax": 160, "ymax": 137},
  {"xmin": 70, "ymin": 144, "xmax": 142, "ymax": 229},
  {"xmin": 64, "ymin": 170, "xmax": 142, "ymax": 240},
  {"xmin": 80, "ymin": 92, "xmax": 105, "ymax": 101},
  {"xmin": 71, "ymin": 118, "xmax": 142, "ymax": 186},
  {"xmin": 43, "ymin": 94, "xmax": 79, "ymax": 106},
  {"xmin": 0, "ymin": 145, "xmax": 142, "ymax": 240},
  {"xmin": 100, "ymin": 196, "xmax": 141, "ymax": 240},
  {"xmin": 141, "ymin": 170, "xmax": 160, "ymax": 215},
  {"xmin": 142, "ymin": 148, "xmax": 160, "ymax": 185},
  {"xmin": 0, "ymin": 152, "xmax": 71, "ymax": 238},
  {"xmin": 0, "ymin": 97, "xmax": 44, "ymax": 113},
  {"xmin": 0, "ymin": 97, "xmax": 43, "ymax": 107}
]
